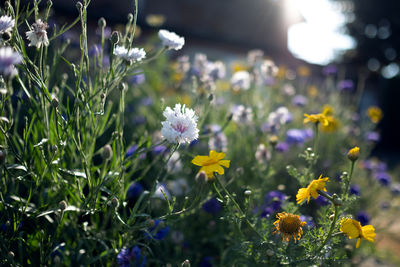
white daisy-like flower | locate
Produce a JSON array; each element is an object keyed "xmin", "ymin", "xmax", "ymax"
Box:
[
  {"xmin": 26, "ymin": 19, "xmax": 49, "ymax": 48},
  {"xmin": 113, "ymin": 45, "xmax": 146, "ymax": 62},
  {"xmin": 231, "ymin": 71, "xmax": 251, "ymax": 91},
  {"xmin": 158, "ymin": 29, "xmax": 185, "ymax": 50},
  {"xmin": 255, "ymin": 143, "xmax": 271, "ymax": 164},
  {"xmin": 161, "ymin": 103, "xmax": 199, "ymax": 144},
  {"xmin": 0, "ymin": 46, "xmax": 22, "ymax": 77},
  {"xmin": 0, "ymin": 15, "xmax": 15, "ymax": 35}
]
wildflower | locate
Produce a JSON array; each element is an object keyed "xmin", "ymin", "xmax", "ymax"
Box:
[
  {"xmin": 264, "ymin": 107, "xmax": 293, "ymax": 133},
  {"xmin": 286, "ymin": 129, "xmax": 313, "ymax": 145},
  {"xmin": 114, "ymin": 46, "xmax": 146, "ymax": 62},
  {"xmin": 391, "ymin": 183, "xmax": 400, "ymax": 196},
  {"xmin": 303, "ymin": 113, "xmax": 329, "ymax": 126},
  {"xmin": 147, "ymin": 219, "xmax": 170, "ymax": 240},
  {"xmin": 208, "ymin": 132, "xmax": 228, "ymax": 152},
  {"xmin": 365, "ymin": 131, "xmax": 380, "ymax": 143},
  {"xmin": 296, "ymin": 175, "xmax": 330, "ymax": 204},
  {"xmin": 191, "ymin": 150, "xmax": 230, "ymax": 179},
  {"xmin": 273, "ymin": 212, "xmax": 306, "ymax": 243},
  {"xmin": 153, "ymin": 183, "xmax": 171, "ymax": 200},
  {"xmin": 117, "ymin": 246, "xmax": 146, "ymax": 267},
  {"xmin": 292, "ymin": 95, "xmax": 308, "ymax": 107},
  {"xmin": 375, "ymin": 172, "xmax": 391, "ymax": 186},
  {"xmin": 255, "ymin": 144, "xmax": 271, "ymax": 164},
  {"xmin": 338, "ymin": 80, "xmax": 355, "ymax": 92},
  {"xmin": 231, "ymin": 70, "xmax": 251, "ymax": 91},
  {"xmin": 315, "ymin": 195, "xmax": 329, "ymax": 206},
  {"xmin": 247, "ymin": 49, "xmax": 264, "ymax": 66},
  {"xmin": 26, "ymin": 19, "xmax": 49, "ymax": 48},
  {"xmin": 259, "ymin": 59, "xmax": 278, "ymax": 79},
  {"xmin": 275, "ymin": 142, "xmax": 289, "ymax": 153},
  {"xmin": 322, "ymin": 65, "xmax": 337, "ymax": 75},
  {"xmin": 231, "ymin": 105, "xmax": 253, "ymax": 124},
  {"xmin": 297, "ymin": 65, "xmax": 311, "ymax": 76},
  {"xmin": 126, "ymin": 182, "xmax": 144, "ymax": 200},
  {"xmin": 349, "ymin": 184, "xmax": 361, "ymax": 196},
  {"xmin": 304, "ymin": 105, "xmax": 338, "ymax": 131},
  {"xmin": 347, "ymin": 146, "xmax": 360, "ymax": 161},
  {"xmin": 161, "ymin": 104, "xmax": 199, "ymax": 144},
  {"xmin": 356, "ymin": 211, "xmax": 370, "ymax": 226},
  {"xmin": 152, "ymin": 145, "xmax": 167, "ymax": 155},
  {"xmin": 167, "ymin": 178, "xmax": 189, "ymax": 196},
  {"xmin": 202, "ymin": 197, "xmax": 222, "ymax": 214},
  {"xmin": 0, "ymin": 15, "xmax": 15, "ymax": 35},
  {"xmin": 320, "ymin": 116, "xmax": 339, "ymax": 132},
  {"xmin": 282, "ymin": 83, "xmax": 295, "ymax": 96},
  {"xmin": 367, "ymin": 106, "xmax": 383, "ymax": 123},
  {"xmin": 0, "ymin": 47, "xmax": 22, "ymax": 77},
  {"xmin": 340, "ymin": 218, "xmax": 376, "ymax": 248},
  {"xmin": 158, "ymin": 29, "xmax": 184, "ymax": 50}
]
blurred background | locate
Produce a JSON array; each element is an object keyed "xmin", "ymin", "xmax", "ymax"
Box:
[{"xmin": 49, "ymin": 0, "xmax": 399, "ymax": 165}]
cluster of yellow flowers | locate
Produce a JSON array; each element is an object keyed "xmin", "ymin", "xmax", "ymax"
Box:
[
  {"xmin": 191, "ymin": 145, "xmax": 376, "ymax": 248},
  {"xmin": 304, "ymin": 105, "xmax": 339, "ymax": 132}
]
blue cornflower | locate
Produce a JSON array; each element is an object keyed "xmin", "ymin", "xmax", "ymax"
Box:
[
  {"xmin": 349, "ymin": 184, "xmax": 361, "ymax": 196},
  {"xmin": 292, "ymin": 95, "xmax": 308, "ymax": 107},
  {"xmin": 356, "ymin": 211, "xmax": 370, "ymax": 226},
  {"xmin": 117, "ymin": 246, "xmax": 146, "ymax": 267},
  {"xmin": 338, "ymin": 80, "xmax": 354, "ymax": 92},
  {"xmin": 126, "ymin": 145, "xmax": 138, "ymax": 158},
  {"xmin": 152, "ymin": 145, "xmax": 168, "ymax": 156},
  {"xmin": 126, "ymin": 182, "xmax": 144, "ymax": 200},
  {"xmin": 202, "ymin": 198, "xmax": 222, "ymax": 215},
  {"xmin": 375, "ymin": 172, "xmax": 391, "ymax": 186},
  {"xmin": 147, "ymin": 219, "xmax": 170, "ymax": 240}
]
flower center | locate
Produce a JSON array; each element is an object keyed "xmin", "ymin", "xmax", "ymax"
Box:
[
  {"xmin": 279, "ymin": 215, "xmax": 301, "ymax": 234},
  {"xmin": 172, "ymin": 122, "xmax": 188, "ymax": 134}
]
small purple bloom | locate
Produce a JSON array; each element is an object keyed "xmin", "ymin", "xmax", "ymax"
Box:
[
  {"xmin": 322, "ymin": 65, "xmax": 337, "ymax": 75},
  {"xmin": 349, "ymin": 184, "xmax": 361, "ymax": 196},
  {"xmin": 126, "ymin": 182, "xmax": 144, "ymax": 200},
  {"xmin": 148, "ymin": 219, "xmax": 170, "ymax": 240},
  {"xmin": 292, "ymin": 95, "xmax": 308, "ymax": 107},
  {"xmin": 128, "ymin": 72, "xmax": 146, "ymax": 85},
  {"xmin": 117, "ymin": 246, "xmax": 146, "ymax": 267},
  {"xmin": 126, "ymin": 145, "xmax": 138, "ymax": 158},
  {"xmin": 275, "ymin": 142, "xmax": 289, "ymax": 152},
  {"xmin": 300, "ymin": 215, "xmax": 315, "ymax": 228},
  {"xmin": 260, "ymin": 206, "xmax": 275, "ymax": 218},
  {"xmin": 356, "ymin": 211, "xmax": 370, "ymax": 226},
  {"xmin": 89, "ymin": 44, "xmax": 101, "ymax": 57},
  {"xmin": 140, "ymin": 97, "xmax": 153, "ymax": 106},
  {"xmin": 286, "ymin": 129, "xmax": 313, "ymax": 145},
  {"xmin": 264, "ymin": 191, "xmax": 286, "ymax": 203},
  {"xmin": 365, "ymin": 131, "xmax": 380, "ymax": 142},
  {"xmin": 375, "ymin": 172, "xmax": 391, "ymax": 186},
  {"xmin": 315, "ymin": 195, "xmax": 329, "ymax": 206},
  {"xmin": 202, "ymin": 197, "xmax": 222, "ymax": 215},
  {"xmin": 152, "ymin": 145, "xmax": 167, "ymax": 155},
  {"xmin": 338, "ymin": 80, "xmax": 355, "ymax": 92}
]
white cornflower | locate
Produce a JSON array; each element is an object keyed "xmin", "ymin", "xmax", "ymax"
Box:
[
  {"xmin": 255, "ymin": 144, "xmax": 271, "ymax": 164},
  {"xmin": 260, "ymin": 59, "xmax": 278, "ymax": 79},
  {"xmin": 0, "ymin": 15, "xmax": 15, "ymax": 35},
  {"xmin": 158, "ymin": 29, "xmax": 185, "ymax": 50},
  {"xmin": 26, "ymin": 19, "xmax": 49, "ymax": 48},
  {"xmin": 161, "ymin": 104, "xmax": 199, "ymax": 144},
  {"xmin": 231, "ymin": 71, "xmax": 251, "ymax": 91},
  {"xmin": 247, "ymin": 49, "xmax": 264, "ymax": 66},
  {"xmin": 113, "ymin": 45, "xmax": 146, "ymax": 62},
  {"xmin": 0, "ymin": 47, "xmax": 22, "ymax": 77},
  {"xmin": 232, "ymin": 105, "xmax": 253, "ymax": 124}
]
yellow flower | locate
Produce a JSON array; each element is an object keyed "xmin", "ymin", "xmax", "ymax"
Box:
[
  {"xmin": 276, "ymin": 65, "xmax": 287, "ymax": 79},
  {"xmin": 322, "ymin": 105, "xmax": 334, "ymax": 116},
  {"xmin": 296, "ymin": 175, "xmax": 330, "ymax": 204},
  {"xmin": 297, "ymin": 66, "xmax": 311, "ymax": 77},
  {"xmin": 232, "ymin": 62, "xmax": 249, "ymax": 73},
  {"xmin": 367, "ymin": 106, "xmax": 383, "ymax": 123},
  {"xmin": 347, "ymin": 146, "xmax": 360, "ymax": 161},
  {"xmin": 303, "ymin": 113, "xmax": 329, "ymax": 126},
  {"xmin": 307, "ymin": 85, "xmax": 318, "ymax": 98},
  {"xmin": 340, "ymin": 218, "xmax": 376, "ymax": 248},
  {"xmin": 321, "ymin": 116, "xmax": 339, "ymax": 132},
  {"xmin": 192, "ymin": 150, "xmax": 230, "ymax": 179},
  {"xmin": 274, "ymin": 212, "xmax": 306, "ymax": 243}
]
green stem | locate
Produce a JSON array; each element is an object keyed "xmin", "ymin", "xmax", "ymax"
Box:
[
  {"xmin": 315, "ymin": 204, "xmax": 339, "ymax": 254},
  {"xmin": 344, "ymin": 161, "xmax": 355, "ymax": 200},
  {"xmin": 313, "ymin": 123, "xmax": 319, "ymax": 153},
  {"xmin": 213, "ymin": 175, "xmax": 265, "ymax": 240}
]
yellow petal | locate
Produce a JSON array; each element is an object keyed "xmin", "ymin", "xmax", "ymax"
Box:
[
  {"xmin": 356, "ymin": 238, "xmax": 361, "ymax": 248},
  {"xmin": 191, "ymin": 155, "xmax": 210, "ymax": 166},
  {"xmin": 296, "ymin": 188, "xmax": 309, "ymax": 204},
  {"xmin": 361, "ymin": 225, "xmax": 376, "ymax": 242},
  {"xmin": 219, "ymin": 160, "xmax": 230, "ymax": 168}
]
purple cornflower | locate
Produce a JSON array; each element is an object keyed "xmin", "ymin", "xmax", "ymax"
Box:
[
  {"xmin": 147, "ymin": 219, "xmax": 170, "ymax": 240},
  {"xmin": 126, "ymin": 145, "xmax": 138, "ymax": 158},
  {"xmin": 300, "ymin": 215, "xmax": 315, "ymax": 228},
  {"xmin": 202, "ymin": 198, "xmax": 222, "ymax": 215},
  {"xmin": 322, "ymin": 65, "xmax": 337, "ymax": 75},
  {"xmin": 128, "ymin": 72, "xmax": 145, "ymax": 85},
  {"xmin": 375, "ymin": 172, "xmax": 391, "ymax": 186},
  {"xmin": 286, "ymin": 129, "xmax": 313, "ymax": 145},
  {"xmin": 349, "ymin": 184, "xmax": 361, "ymax": 196},
  {"xmin": 315, "ymin": 195, "xmax": 329, "ymax": 206},
  {"xmin": 275, "ymin": 142, "xmax": 289, "ymax": 152},
  {"xmin": 365, "ymin": 131, "xmax": 380, "ymax": 142},
  {"xmin": 117, "ymin": 246, "xmax": 146, "ymax": 267},
  {"xmin": 89, "ymin": 44, "xmax": 102, "ymax": 57},
  {"xmin": 126, "ymin": 182, "xmax": 144, "ymax": 200},
  {"xmin": 152, "ymin": 145, "xmax": 167, "ymax": 155},
  {"xmin": 0, "ymin": 47, "xmax": 22, "ymax": 77},
  {"xmin": 356, "ymin": 211, "xmax": 370, "ymax": 226},
  {"xmin": 338, "ymin": 80, "xmax": 355, "ymax": 92},
  {"xmin": 292, "ymin": 95, "xmax": 308, "ymax": 107}
]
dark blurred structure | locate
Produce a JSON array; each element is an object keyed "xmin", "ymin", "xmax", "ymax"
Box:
[{"xmin": 338, "ymin": 0, "xmax": 400, "ymax": 164}]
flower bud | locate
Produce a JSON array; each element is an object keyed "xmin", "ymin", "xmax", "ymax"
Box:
[
  {"xmin": 110, "ymin": 31, "xmax": 119, "ymax": 44},
  {"xmin": 102, "ymin": 144, "xmax": 113, "ymax": 160},
  {"xmin": 208, "ymin": 93, "xmax": 214, "ymax": 102},
  {"xmin": 127, "ymin": 13, "xmax": 134, "ymax": 22},
  {"xmin": 8, "ymin": 251, "xmax": 14, "ymax": 258},
  {"xmin": 181, "ymin": 259, "xmax": 190, "ymax": 267},
  {"xmin": 76, "ymin": 1, "xmax": 83, "ymax": 10},
  {"xmin": 195, "ymin": 171, "xmax": 207, "ymax": 183},
  {"xmin": 306, "ymin": 147, "xmax": 313, "ymax": 152},
  {"xmin": 98, "ymin": 17, "xmax": 106, "ymax": 28},
  {"xmin": 266, "ymin": 249, "xmax": 274, "ymax": 256},
  {"xmin": 244, "ymin": 190, "xmax": 252, "ymax": 197},
  {"xmin": 111, "ymin": 197, "xmax": 119, "ymax": 208},
  {"xmin": 227, "ymin": 112, "xmax": 233, "ymax": 122},
  {"xmin": 347, "ymin": 146, "xmax": 360, "ymax": 161},
  {"xmin": 59, "ymin": 200, "xmax": 67, "ymax": 211},
  {"xmin": 52, "ymin": 97, "xmax": 59, "ymax": 108},
  {"xmin": 0, "ymin": 149, "xmax": 5, "ymax": 164}
]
